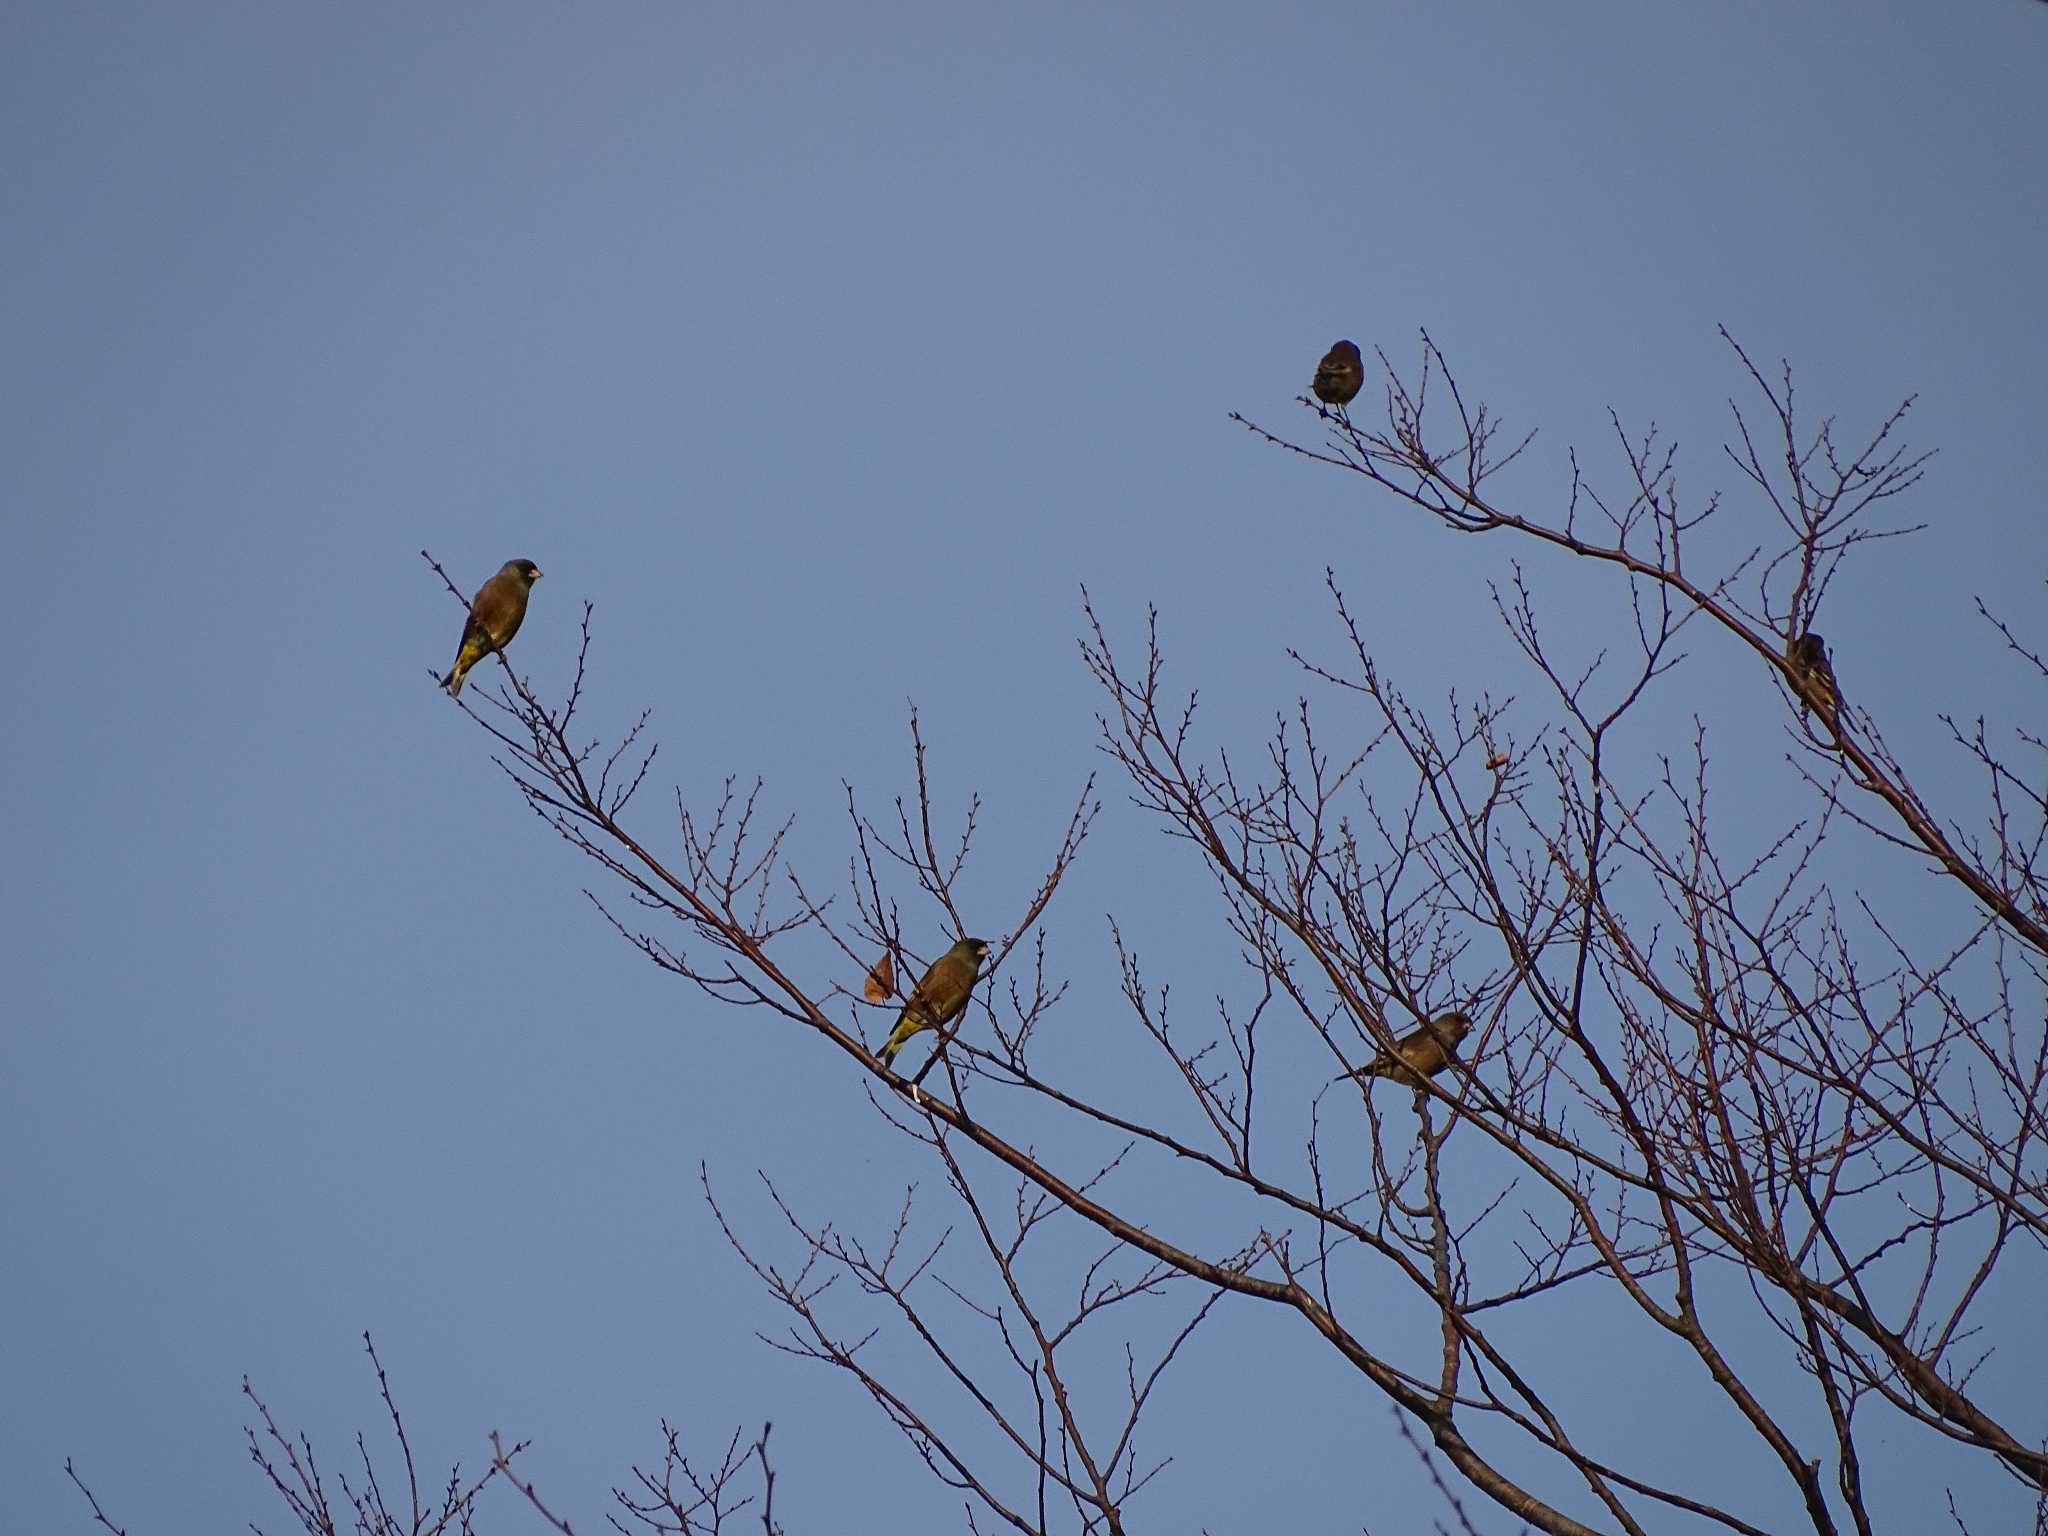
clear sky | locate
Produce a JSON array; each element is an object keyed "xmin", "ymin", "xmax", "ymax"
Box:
[{"xmin": 4, "ymin": 3, "xmax": 2044, "ymax": 1532}]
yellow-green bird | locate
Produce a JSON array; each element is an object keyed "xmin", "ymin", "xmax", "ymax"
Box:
[
  {"xmin": 876, "ymin": 937, "xmax": 991, "ymax": 1068},
  {"xmin": 1312, "ymin": 339, "xmax": 1364, "ymax": 409},
  {"xmin": 1349, "ymin": 1010, "xmax": 1473, "ymax": 1090},
  {"xmin": 441, "ymin": 558, "xmax": 542, "ymax": 697},
  {"xmin": 1785, "ymin": 631, "xmax": 1841, "ymax": 726}
]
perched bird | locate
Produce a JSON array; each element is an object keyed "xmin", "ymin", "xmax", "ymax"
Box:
[
  {"xmin": 441, "ymin": 558, "xmax": 542, "ymax": 697},
  {"xmin": 1312, "ymin": 340, "xmax": 1365, "ymax": 409},
  {"xmin": 1786, "ymin": 631, "xmax": 1841, "ymax": 726},
  {"xmin": 1349, "ymin": 1010, "xmax": 1474, "ymax": 1090},
  {"xmin": 877, "ymin": 937, "xmax": 991, "ymax": 1068}
]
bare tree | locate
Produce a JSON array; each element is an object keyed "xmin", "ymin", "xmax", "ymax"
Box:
[
  {"xmin": 69, "ymin": 1334, "xmax": 787, "ymax": 1536},
  {"xmin": 79, "ymin": 336, "xmax": 2041, "ymax": 1535},
  {"xmin": 392, "ymin": 331, "xmax": 2041, "ymax": 1535}
]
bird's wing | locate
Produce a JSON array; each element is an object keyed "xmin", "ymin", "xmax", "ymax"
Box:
[
  {"xmin": 902, "ymin": 960, "xmax": 946, "ymax": 1021},
  {"xmin": 919, "ymin": 953, "xmax": 975, "ymax": 1024},
  {"xmin": 471, "ymin": 576, "xmax": 526, "ymax": 646}
]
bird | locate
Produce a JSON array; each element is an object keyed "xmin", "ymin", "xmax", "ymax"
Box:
[
  {"xmin": 1785, "ymin": 632, "xmax": 1841, "ymax": 727},
  {"xmin": 1348, "ymin": 1010, "xmax": 1474, "ymax": 1090},
  {"xmin": 441, "ymin": 559, "xmax": 542, "ymax": 697},
  {"xmin": 876, "ymin": 937, "xmax": 991, "ymax": 1068},
  {"xmin": 1312, "ymin": 340, "xmax": 1365, "ymax": 410}
]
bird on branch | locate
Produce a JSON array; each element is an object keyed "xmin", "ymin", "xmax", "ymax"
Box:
[
  {"xmin": 1345, "ymin": 1010, "xmax": 1474, "ymax": 1092},
  {"xmin": 877, "ymin": 938, "xmax": 991, "ymax": 1068},
  {"xmin": 1312, "ymin": 339, "xmax": 1365, "ymax": 411},
  {"xmin": 441, "ymin": 558, "xmax": 542, "ymax": 697}
]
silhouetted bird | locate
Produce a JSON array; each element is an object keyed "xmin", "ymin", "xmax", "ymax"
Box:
[
  {"xmin": 1312, "ymin": 340, "xmax": 1365, "ymax": 409},
  {"xmin": 441, "ymin": 559, "xmax": 542, "ymax": 697},
  {"xmin": 1786, "ymin": 632, "xmax": 1841, "ymax": 727}
]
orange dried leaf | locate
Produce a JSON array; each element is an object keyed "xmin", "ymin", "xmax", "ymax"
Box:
[{"xmin": 863, "ymin": 951, "xmax": 896, "ymax": 1002}]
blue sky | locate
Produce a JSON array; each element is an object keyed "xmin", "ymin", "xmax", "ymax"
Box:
[{"xmin": 4, "ymin": 3, "xmax": 2045, "ymax": 1532}]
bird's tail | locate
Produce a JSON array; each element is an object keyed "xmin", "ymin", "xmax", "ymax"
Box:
[
  {"xmin": 443, "ymin": 641, "xmax": 483, "ymax": 697},
  {"xmin": 877, "ymin": 1013, "xmax": 920, "ymax": 1069}
]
